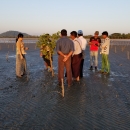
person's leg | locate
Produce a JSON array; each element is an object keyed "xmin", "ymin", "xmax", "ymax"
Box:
[
  {"xmin": 16, "ymin": 54, "xmax": 22, "ymax": 77},
  {"xmin": 23, "ymin": 55, "xmax": 27, "ymax": 75},
  {"xmin": 104, "ymin": 54, "xmax": 110, "ymax": 73},
  {"xmin": 90, "ymin": 51, "xmax": 93, "ymax": 67},
  {"xmin": 94, "ymin": 51, "xmax": 98, "ymax": 69},
  {"xmin": 101, "ymin": 54, "xmax": 105, "ymax": 73},
  {"xmin": 65, "ymin": 56, "xmax": 72, "ymax": 86},
  {"xmin": 58, "ymin": 55, "xmax": 64, "ymax": 85}
]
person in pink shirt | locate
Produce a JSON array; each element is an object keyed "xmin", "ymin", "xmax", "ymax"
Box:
[{"xmin": 89, "ymin": 31, "xmax": 101, "ymax": 71}]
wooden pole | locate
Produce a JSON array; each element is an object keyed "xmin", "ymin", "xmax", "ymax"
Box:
[
  {"xmin": 61, "ymin": 78, "xmax": 64, "ymax": 97},
  {"xmin": 13, "ymin": 45, "xmax": 14, "ymax": 51},
  {"xmin": 49, "ymin": 50, "xmax": 54, "ymax": 77},
  {"xmin": 35, "ymin": 45, "xmax": 37, "ymax": 50},
  {"xmin": 127, "ymin": 51, "xmax": 130, "ymax": 60},
  {"xmin": 115, "ymin": 46, "xmax": 117, "ymax": 53},
  {"xmin": 0, "ymin": 45, "xmax": 1, "ymax": 51},
  {"xmin": 6, "ymin": 51, "xmax": 9, "ymax": 62},
  {"xmin": 27, "ymin": 70, "xmax": 29, "ymax": 81},
  {"xmin": 122, "ymin": 45, "xmax": 125, "ymax": 52}
]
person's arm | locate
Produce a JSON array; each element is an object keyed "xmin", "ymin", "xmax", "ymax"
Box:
[
  {"xmin": 102, "ymin": 39, "xmax": 109, "ymax": 48},
  {"xmin": 89, "ymin": 37, "xmax": 92, "ymax": 45},
  {"xmin": 57, "ymin": 51, "xmax": 66, "ymax": 57},
  {"xmin": 17, "ymin": 42, "xmax": 23, "ymax": 59},
  {"xmin": 72, "ymin": 41, "xmax": 77, "ymax": 56},
  {"xmin": 63, "ymin": 41, "xmax": 74, "ymax": 62},
  {"xmin": 63, "ymin": 51, "xmax": 73, "ymax": 62},
  {"xmin": 97, "ymin": 38, "xmax": 102, "ymax": 47}
]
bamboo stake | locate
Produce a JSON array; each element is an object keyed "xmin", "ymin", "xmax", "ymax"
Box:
[
  {"xmin": 122, "ymin": 45, "xmax": 126, "ymax": 52},
  {"xmin": 115, "ymin": 46, "xmax": 117, "ymax": 53},
  {"xmin": 127, "ymin": 51, "xmax": 130, "ymax": 60},
  {"xmin": 13, "ymin": 45, "xmax": 14, "ymax": 51},
  {"xmin": 35, "ymin": 45, "xmax": 37, "ymax": 50},
  {"xmin": 27, "ymin": 70, "xmax": 30, "ymax": 81},
  {"xmin": 48, "ymin": 48, "xmax": 54, "ymax": 77},
  {"xmin": 61, "ymin": 78, "xmax": 64, "ymax": 97},
  {"xmin": 121, "ymin": 46, "xmax": 123, "ymax": 52},
  {"xmin": 6, "ymin": 51, "xmax": 9, "ymax": 62}
]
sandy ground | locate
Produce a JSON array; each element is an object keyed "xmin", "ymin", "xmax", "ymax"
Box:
[{"xmin": 0, "ymin": 42, "xmax": 130, "ymax": 130}]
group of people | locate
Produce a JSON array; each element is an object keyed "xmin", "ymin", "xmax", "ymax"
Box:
[
  {"xmin": 15, "ymin": 30, "xmax": 110, "ymax": 87},
  {"xmin": 56, "ymin": 29, "xmax": 110, "ymax": 87}
]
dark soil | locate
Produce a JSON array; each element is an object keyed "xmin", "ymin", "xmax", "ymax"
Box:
[{"xmin": 0, "ymin": 43, "xmax": 130, "ymax": 130}]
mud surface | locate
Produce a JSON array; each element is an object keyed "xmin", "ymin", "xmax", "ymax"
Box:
[{"xmin": 0, "ymin": 43, "xmax": 130, "ymax": 130}]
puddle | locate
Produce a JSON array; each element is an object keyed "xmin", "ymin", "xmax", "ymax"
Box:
[
  {"xmin": 111, "ymin": 71, "xmax": 129, "ymax": 78},
  {"xmin": 8, "ymin": 55, "xmax": 16, "ymax": 58}
]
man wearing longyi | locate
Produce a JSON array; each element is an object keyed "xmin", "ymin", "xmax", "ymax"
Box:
[{"xmin": 56, "ymin": 29, "xmax": 74, "ymax": 87}]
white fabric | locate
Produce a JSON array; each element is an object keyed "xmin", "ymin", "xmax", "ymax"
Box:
[
  {"xmin": 101, "ymin": 37, "xmax": 110, "ymax": 55},
  {"xmin": 72, "ymin": 38, "xmax": 82, "ymax": 55},
  {"xmin": 78, "ymin": 36, "xmax": 87, "ymax": 50}
]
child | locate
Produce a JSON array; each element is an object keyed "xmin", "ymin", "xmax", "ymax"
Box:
[
  {"xmin": 100, "ymin": 31, "xmax": 110, "ymax": 74},
  {"xmin": 40, "ymin": 45, "xmax": 52, "ymax": 72}
]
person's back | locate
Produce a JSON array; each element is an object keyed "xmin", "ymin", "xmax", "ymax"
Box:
[
  {"xmin": 78, "ymin": 36, "xmax": 87, "ymax": 51},
  {"xmin": 56, "ymin": 37, "xmax": 73, "ymax": 55},
  {"xmin": 56, "ymin": 29, "xmax": 74, "ymax": 87},
  {"xmin": 77, "ymin": 30, "xmax": 87, "ymax": 78}
]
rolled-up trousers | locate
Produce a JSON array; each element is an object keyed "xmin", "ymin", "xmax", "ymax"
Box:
[
  {"xmin": 58, "ymin": 55, "xmax": 72, "ymax": 85},
  {"xmin": 90, "ymin": 51, "xmax": 98, "ymax": 67},
  {"xmin": 101, "ymin": 54, "xmax": 110, "ymax": 73}
]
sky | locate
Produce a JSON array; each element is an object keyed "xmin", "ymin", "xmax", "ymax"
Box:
[{"xmin": 0, "ymin": 0, "xmax": 130, "ymax": 36}]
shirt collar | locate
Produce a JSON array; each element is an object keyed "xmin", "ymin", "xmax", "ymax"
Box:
[
  {"xmin": 73, "ymin": 38, "xmax": 78, "ymax": 41},
  {"xmin": 79, "ymin": 36, "xmax": 83, "ymax": 39}
]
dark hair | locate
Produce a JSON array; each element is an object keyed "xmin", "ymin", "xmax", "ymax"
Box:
[
  {"xmin": 78, "ymin": 34, "xmax": 83, "ymax": 36},
  {"xmin": 16, "ymin": 33, "xmax": 24, "ymax": 43},
  {"xmin": 70, "ymin": 31, "xmax": 77, "ymax": 38},
  {"xmin": 102, "ymin": 31, "xmax": 108, "ymax": 36},
  {"xmin": 61, "ymin": 29, "xmax": 67, "ymax": 36}
]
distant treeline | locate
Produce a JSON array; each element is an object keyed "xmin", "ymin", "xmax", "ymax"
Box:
[
  {"xmin": 0, "ymin": 32, "xmax": 130, "ymax": 39},
  {"xmin": 0, "ymin": 36, "xmax": 39, "ymax": 38},
  {"xmin": 84, "ymin": 33, "xmax": 130, "ymax": 39}
]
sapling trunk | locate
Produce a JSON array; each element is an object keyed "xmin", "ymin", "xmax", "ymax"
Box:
[{"xmin": 49, "ymin": 50, "xmax": 54, "ymax": 77}]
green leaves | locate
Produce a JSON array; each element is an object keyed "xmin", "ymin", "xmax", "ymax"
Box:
[{"xmin": 37, "ymin": 32, "xmax": 60, "ymax": 60}]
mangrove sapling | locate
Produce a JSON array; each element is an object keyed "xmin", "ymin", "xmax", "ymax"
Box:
[{"xmin": 37, "ymin": 32, "xmax": 60, "ymax": 77}]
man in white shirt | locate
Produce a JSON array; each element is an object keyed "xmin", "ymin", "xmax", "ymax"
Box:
[
  {"xmin": 78, "ymin": 30, "xmax": 87, "ymax": 78},
  {"xmin": 70, "ymin": 31, "xmax": 82, "ymax": 81},
  {"xmin": 100, "ymin": 31, "xmax": 110, "ymax": 74}
]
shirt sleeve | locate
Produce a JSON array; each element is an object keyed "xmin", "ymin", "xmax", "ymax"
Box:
[
  {"xmin": 82, "ymin": 39, "xmax": 87, "ymax": 50},
  {"xmin": 102, "ymin": 39, "xmax": 110, "ymax": 47},
  {"xmin": 56, "ymin": 40, "xmax": 60, "ymax": 52},
  {"xmin": 90, "ymin": 37, "xmax": 92, "ymax": 42},
  {"xmin": 70, "ymin": 41, "xmax": 74, "ymax": 52},
  {"xmin": 98, "ymin": 38, "xmax": 102, "ymax": 43}
]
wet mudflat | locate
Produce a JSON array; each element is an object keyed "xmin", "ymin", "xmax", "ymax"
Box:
[{"xmin": 0, "ymin": 43, "xmax": 130, "ymax": 130}]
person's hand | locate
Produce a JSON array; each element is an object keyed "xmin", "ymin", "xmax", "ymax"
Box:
[
  {"xmin": 63, "ymin": 55, "xmax": 68, "ymax": 62},
  {"xmin": 63, "ymin": 57, "xmax": 68, "ymax": 62},
  {"xmin": 89, "ymin": 42, "xmax": 92, "ymax": 45},
  {"xmin": 25, "ymin": 47, "xmax": 29, "ymax": 50},
  {"xmin": 21, "ymin": 55, "xmax": 23, "ymax": 60},
  {"xmin": 40, "ymin": 53, "xmax": 43, "ymax": 57}
]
